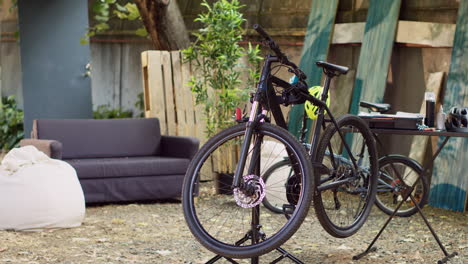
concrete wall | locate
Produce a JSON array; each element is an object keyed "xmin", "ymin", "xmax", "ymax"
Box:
[{"xmin": 17, "ymin": 0, "xmax": 93, "ymax": 135}]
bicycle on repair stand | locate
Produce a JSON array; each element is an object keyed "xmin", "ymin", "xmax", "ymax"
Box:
[{"xmin": 182, "ymin": 24, "xmax": 378, "ymax": 259}]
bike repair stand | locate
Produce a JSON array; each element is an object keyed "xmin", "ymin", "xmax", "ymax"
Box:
[
  {"xmin": 353, "ymin": 135, "xmax": 458, "ymax": 264},
  {"xmin": 205, "ymin": 205, "xmax": 305, "ymax": 264},
  {"xmin": 206, "ymin": 149, "xmax": 305, "ymax": 264}
]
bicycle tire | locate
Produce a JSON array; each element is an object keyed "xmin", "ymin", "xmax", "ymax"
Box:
[
  {"xmin": 375, "ymin": 155, "xmax": 428, "ymax": 217},
  {"xmin": 262, "ymin": 159, "xmax": 292, "ymax": 214},
  {"xmin": 182, "ymin": 123, "xmax": 313, "ymax": 258},
  {"xmin": 313, "ymin": 114, "xmax": 378, "ymax": 238}
]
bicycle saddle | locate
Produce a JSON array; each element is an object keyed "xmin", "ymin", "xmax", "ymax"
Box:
[
  {"xmin": 315, "ymin": 61, "xmax": 349, "ymax": 75},
  {"xmin": 360, "ymin": 101, "xmax": 391, "ymax": 113}
]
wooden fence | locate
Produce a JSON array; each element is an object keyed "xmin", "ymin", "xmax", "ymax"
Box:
[
  {"xmin": 142, "ymin": 50, "xmax": 219, "ymax": 181},
  {"xmin": 141, "ymin": 50, "xmax": 206, "ymax": 141}
]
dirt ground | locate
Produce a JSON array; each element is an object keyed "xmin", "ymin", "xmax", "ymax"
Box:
[{"xmin": 0, "ymin": 200, "xmax": 466, "ymax": 264}]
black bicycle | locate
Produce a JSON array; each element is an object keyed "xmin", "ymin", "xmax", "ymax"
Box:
[
  {"xmin": 263, "ymin": 102, "xmax": 429, "ymax": 218},
  {"xmin": 182, "ymin": 24, "xmax": 378, "ymax": 259},
  {"xmin": 360, "ymin": 102, "xmax": 429, "ymax": 217}
]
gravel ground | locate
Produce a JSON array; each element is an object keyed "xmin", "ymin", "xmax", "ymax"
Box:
[{"xmin": 0, "ymin": 200, "xmax": 466, "ymax": 264}]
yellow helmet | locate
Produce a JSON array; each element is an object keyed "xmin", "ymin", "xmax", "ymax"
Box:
[{"xmin": 304, "ymin": 86, "xmax": 330, "ymax": 120}]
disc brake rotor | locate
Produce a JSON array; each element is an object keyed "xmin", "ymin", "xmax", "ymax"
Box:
[{"xmin": 233, "ymin": 175, "xmax": 266, "ymax": 208}]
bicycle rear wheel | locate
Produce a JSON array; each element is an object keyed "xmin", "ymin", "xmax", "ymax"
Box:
[
  {"xmin": 182, "ymin": 123, "xmax": 313, "ymax": 258},
  {"xmin": 262, "ymin": 159, "xmax": 294, "ymax": 214},
  {"xmin": 375, "ymin": 155, "xmax": 428, "ymax": 217},
  {"xmin": 313, "ymin": 114, "xmax": 378, "ymax": 238}
]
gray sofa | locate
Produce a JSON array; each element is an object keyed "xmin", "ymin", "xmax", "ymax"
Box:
[{"xmin": 20, "ymin": 118, "xmax": 199, "ymax": 203}]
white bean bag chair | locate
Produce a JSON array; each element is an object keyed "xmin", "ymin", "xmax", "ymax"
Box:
[{"xmin": 0, "ymin": 146, "xmax": 85, "ymax": 231}]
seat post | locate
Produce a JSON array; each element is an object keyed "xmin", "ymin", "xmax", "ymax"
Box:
[{"xmin": 321, "ymin": 73, "xmax": 334, "ymax": 102}]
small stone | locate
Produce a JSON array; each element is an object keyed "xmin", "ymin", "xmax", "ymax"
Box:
[{"xmin": 155, "ymin": 250, "xmax": 171, "ymax": 256}]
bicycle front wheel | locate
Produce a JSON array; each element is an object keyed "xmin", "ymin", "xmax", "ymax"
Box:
[
  {"xmin": 313, "ymin": 114, "xmax": 378, "ymax": 238},
  {"xmin": 182, "ymin": 123, "xmax": 313, "ymax": 258},
  {"xmin": 375, "ymin": 155, "xmax": 428, "ymax": 217}
]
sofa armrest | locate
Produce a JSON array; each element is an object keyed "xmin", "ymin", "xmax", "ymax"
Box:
[
  {"xmin": 160, "ymin": 135, "xmax": 199, "ymax": 159},
  {"xmin": 19, "ymin": 139, "xmax": 63, "ymax": 159}
]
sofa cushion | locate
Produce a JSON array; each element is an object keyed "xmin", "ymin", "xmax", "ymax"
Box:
[
  {"xmin": 65, "ymin": 156, "xmax": 190, "ymax": 179},
  {"xmin": 35, "ymin": 118, "xmax": 161, "ymax": 159}
]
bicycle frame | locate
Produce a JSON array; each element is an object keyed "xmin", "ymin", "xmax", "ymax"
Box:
[{"xmin": 231, "ymin": 55, "xmax": 360, "ymax": 191}]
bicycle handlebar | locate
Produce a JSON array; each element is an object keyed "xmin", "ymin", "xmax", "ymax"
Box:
[
  {"xmin": 253, "ymin": 24, "xmax": 307, "ymax": 82},
  {"xmin": 253, "ymin": 24, "xmax": 270, "ymax": 42}
]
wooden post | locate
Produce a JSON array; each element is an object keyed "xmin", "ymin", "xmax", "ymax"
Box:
[
  {"xmin": 288, "ymin": 0, "xmax": 339, "ymax": 139},
  {"xmin": 349, "ymin": 0, "xmax": 402, "ymax": 115},
  {"xmin": 431, "ymin": 1, "xmax": 468, "ymax": 212}
]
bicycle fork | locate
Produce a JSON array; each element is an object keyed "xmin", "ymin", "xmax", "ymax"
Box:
[{"xmin": 232, "ymin": 100, "xmax": 265, "ymax": 189}]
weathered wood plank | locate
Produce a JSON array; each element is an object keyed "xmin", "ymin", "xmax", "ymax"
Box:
[
  {"xmin": 332, "ymin": 23, "xmax": 365, "ymax": 44},
  {"xmin": 181, "ymin": 57, "xmax": 196, "ymax": 137},
  {"xmin": 431, "ymin": 1, "xmax": 468, "ymax": 212},
  {"xmin": 171, "ymin": 51, "xmax": 186, "ymax": 136},
  {"xmin": 91, "ymin": 43, "xmax": 121, "ymax": 109},
  {"xmin": 408, "ymin": 72, "xmax": 444, "ymax": 164},
  {"xmin": 144, "ymin": 51, "xmax": 167, "ymax": 134},
  {"xmin": 161, "ymin": 51, "xmax": 177, "ymax": 136},
  {"xmin": 120, "ymin": 43, "xmax": 152, "ymax": 114},
  {"xmin": 330, "ymin": 69, "xmax": 356, "ymax": 118},
  {"xmin": 141, "ymin": 51, "xmax": 150, "ymax": 116},
  {"xmin": 332, "ymin": 21, "xmax": 455, "ymax": 47},
  {"xmin": 192, "ymin": 57, "xmax": 207, "ymax": 142},
  {"xmin": 396, "ymin": 21, "xmax": 455, "ymax": 47},
  {"xmin": 349, "ymin": 0, "xmax": 402, "ymax": 115},
  {"xmin": 288, "ymin": 0, "xmax": 339, "ymax": 138}
]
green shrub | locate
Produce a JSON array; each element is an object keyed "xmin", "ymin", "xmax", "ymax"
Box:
[
  {"xmin": 182, "ymin": 0, "xmax": 261, "ymax": 137},
  {"xmin": 0, "ymin": 96, "xmax": 24, "ymax": 150},
  {"xmin": 93, "ymin": 104, "xmax": 133, "ymax": 119},
  {"xmin": 134, "ymin": 92, "xmax": 145, "ymax": 118}
]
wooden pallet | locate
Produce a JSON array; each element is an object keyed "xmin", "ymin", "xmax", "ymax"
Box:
[{"xmin": 141, "ymin": 50, "xmax": 204, "ymax": 140}]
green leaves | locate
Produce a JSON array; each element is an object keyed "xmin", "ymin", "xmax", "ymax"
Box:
[
  {"xmin": 0, "ymin": 96, "xmax": 24, "ymax": 151},
  {"xmin": 93, "ymin": 105, "xmax": 133, "ymax": 119},
  {"xmin": 135, "ymin": 27, "xmax": 148, "ymax": 37},
  {"xmin": 182, "ymin": 0, "xmax": 261, "ymax": 137},
  {"xmin": 83, "ymin": 1, "xmax": 144, "ymax": 44},
  {"xmin": 113, "ymin": 3, "xmax": 140, "ymax": 20}
]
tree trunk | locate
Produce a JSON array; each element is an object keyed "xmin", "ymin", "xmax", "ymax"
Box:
[{"xmin": 133, "ymin": 0, "xmax": 190, "ymax": 50}]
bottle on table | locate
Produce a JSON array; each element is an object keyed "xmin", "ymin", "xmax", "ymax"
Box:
[{"xmin": 425, "ymin": 92, "xmax": 435, "ymax": 127}]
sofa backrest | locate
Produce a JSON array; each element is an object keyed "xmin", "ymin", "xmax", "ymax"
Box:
[{"xmin": 34, "ymin": 118, "xmax": 162, "ymax": 159}]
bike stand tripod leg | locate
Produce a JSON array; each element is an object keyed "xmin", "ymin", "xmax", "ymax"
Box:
[
  {"xmin": 205, "ymin": 234, "xmax": 250, "ymax": 264},
  {"xmin": 354, "ymin": 136, "xmax": 458, "ymax": 263},
  {"xmin": 270, "ymin": 247, "xmax": 305, "ymax": 264},
  {"xmin": 205, "ymin": 207, "xmax": 305, "ymax": 264},
  {"xmin": 205, "ymin": 245, "xmax": 305, "ymax": 264}
]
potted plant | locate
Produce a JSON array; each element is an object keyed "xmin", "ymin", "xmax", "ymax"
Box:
[{"xmin": 182, "ymin": 0, "xmax": 261, "ymax": 193}]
